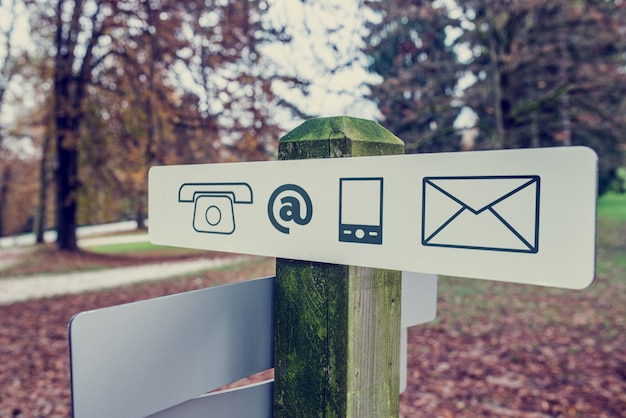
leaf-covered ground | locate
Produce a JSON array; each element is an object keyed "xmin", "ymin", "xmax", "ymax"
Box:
[
  {"xmin": 0, "ymin": 254, "xmax": 276, "ymax": 418},
  {"xmin": 1, "ymin": 218, "xmax": 625, "ymax": 417},
  {"xmin": 399, "ymin": 217, "xmax": 626, "ymax": 417},
  {"xmin": 401, "ymin": 282, "xmax": 626, "ymax": 417},
  {"xmin": 0, "ymin": 244, "xmax": 216, "ymax": 279}
]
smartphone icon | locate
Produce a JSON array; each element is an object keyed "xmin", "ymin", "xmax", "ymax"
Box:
[{"xmin": 339, "ymin": 177, "xmax": 383, "ymax": 245}]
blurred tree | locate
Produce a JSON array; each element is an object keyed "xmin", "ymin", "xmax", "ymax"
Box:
[
  {"xmin": 0, "ymin": 0, "xmax": 19, "ymax": 112},
  {"xmin": 21, "ymin": 0, "xmax": 289, "ymax": 247},
  {"xmin": 363, "ymin": 0, "xmax": 626, "ymax": 193},
  {"xmin": 0, "ymin": 0, "xmax": 47, "ymax": 240},
  {"xmin": 78, "ymin": 0, "xmax": 191, "ymax": 230},
  {"xmin": 40, "ymin": 0, "xmax": 120, "ymax": 250},
  {"xmin": 364, "ymin": 0, "xmax": 463, "ymax": 153},
  {"xmin": 13, "ymin": 91, "xmax": 55, "ymax": 244},
  {"xmin": 181, "ymin": 0, "xmax": 283, "ymax": 160},
  {"xmin": 0, "ymin": 0, "xmax": 23, "ymax": 237},
  {"xmin": 459, "ymin": 0, "xmax": 626, "ymax": 193},
  {"xmin": 0, "ymin": 149, "xmax": 40, "ymax": 237},
  {"xmin": 0, "ymin": 164, "xmax": 9, "ymax": 237},
  {"xmin": 77, "ymin": 0, "xmax": 285, "ymax": 228}
]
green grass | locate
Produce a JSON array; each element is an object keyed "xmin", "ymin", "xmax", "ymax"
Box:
[
  {"xmin": 597, "ymin": 192, "xmax": 626, "ymax": 221},
  {"xmin": 595, "ymin": 193, "xmax": 626, "ymax": 281},
  {"xmin": 87, "ymin": 241, "xmax": 194, "ymax": 254}
]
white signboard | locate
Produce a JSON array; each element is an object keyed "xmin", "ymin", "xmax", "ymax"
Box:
[
  {"xmin": 70, "ymin": 277, "xmax": 274, "ymax": 418},
  {"xmin": 149, "ymin": 147, "xmax": 597, "ymax": 289},
  {"xmin": 148, "ymin": 380, "xmax": 274, "ymax": 418}
]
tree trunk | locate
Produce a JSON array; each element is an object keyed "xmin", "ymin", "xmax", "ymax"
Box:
[
  {"xmin": 135, "ymin": 191, "xmax": 146, "ymax": 230},
  {"xmin": 0, "ymin": 166, "xmax": 10, "ymax": 237},
  {"xmin": 558, "ymin": 6, "xmax": 572, "ymax": 146},
  {"xmin": 54, "ymin": 59, "xmax": 80, "ymax": 252},
  {"xmin": 531, "ymin": 110, "xmax": 540, "ymax": 148},
  {"xmin": 35, "ymin": 136, "xmax": 51, "ymax": 244},
  {"xmin": 55, "ymin": 121, "xmax": 79, "ymax": 251},
  {"xmin": 53, "ymin": 0, "xmax": 87, "ymax": 252},
  {"xmin": 487, "ymin": 4, "xmax": 506, "ymax": 149}
]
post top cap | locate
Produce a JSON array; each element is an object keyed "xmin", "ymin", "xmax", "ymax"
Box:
[{"xmin": 280, "ymin": 116, "xmax": 404, "ymax": 145}]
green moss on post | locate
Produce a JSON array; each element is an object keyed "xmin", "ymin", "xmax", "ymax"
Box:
[
  {"xmin": 273, "ymin": 116, "xmax": 404, "ymax": 417},
  {"xmin": 278, "ymin": 116, "xmax": 404, "ymax": 160}
]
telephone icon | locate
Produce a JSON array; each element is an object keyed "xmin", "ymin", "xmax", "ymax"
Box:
[{"xmin": 178, "ymin": 183, "xmax": 253, "ymax": 235}]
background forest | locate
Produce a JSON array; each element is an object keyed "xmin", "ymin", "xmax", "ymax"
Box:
[{"xmin": 0, "ymin": 0, "xmax": 625, "ymax": 251}]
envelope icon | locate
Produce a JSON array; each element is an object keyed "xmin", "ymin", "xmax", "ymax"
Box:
[{"xmin": 421, "ymin": 175, "xmax": 540, "ymax": 253}]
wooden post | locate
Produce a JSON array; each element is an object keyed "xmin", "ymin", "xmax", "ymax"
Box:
[{"xmin": 273, "ymin": 116, "xmax": 405, "ymax": 417}]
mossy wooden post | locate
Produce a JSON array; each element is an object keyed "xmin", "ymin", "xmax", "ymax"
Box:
[{"xmin": 273, "ymin": 116, "xmax": 404, "ymax": 417}]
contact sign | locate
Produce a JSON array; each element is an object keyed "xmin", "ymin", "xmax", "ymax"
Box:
[{"xmin": 149, "ymin": 147, "xmax": 597, "ymax": 289}]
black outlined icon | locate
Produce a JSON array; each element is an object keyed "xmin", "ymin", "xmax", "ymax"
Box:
[
  {"xmin": 178, "ymin": 183, "xmax": 253, "ymax": 235},
  {"xmin": 422, "ymin": 175, "xmax": 540, "ymax": 253},
  {"xmin": 339, "ymin": 177, "xmax": 383, "ymax": 245},
  {"xmin": 267, "ymin": 184, "xmax": 313, "ymax": 234}
]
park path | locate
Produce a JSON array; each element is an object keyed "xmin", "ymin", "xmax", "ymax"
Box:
[
  {"xmin": 0, "ymin": 231, "xmax": 151, "ymax": 271},
  {"xmin": 0, "ymin": 246, "xmax": 30, "ymax": 270},
  {"xmin": 0, "ymin": 255, "xmax": 252, "ymax": 306}
]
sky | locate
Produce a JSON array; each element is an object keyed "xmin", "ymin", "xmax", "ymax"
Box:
[{"xmin": 261, "ymin": 0, "xmax": 383, "ymax": 127}]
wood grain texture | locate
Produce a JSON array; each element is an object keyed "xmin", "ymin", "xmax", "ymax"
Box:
[{"xmin": 273, "ymin": 116, "xmax": 404, "ymax": 417}]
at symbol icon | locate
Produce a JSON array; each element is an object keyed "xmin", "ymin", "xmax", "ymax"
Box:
[{"xmin": 267, "ymin": 184, "xmax": 313, "ymax": 234}]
